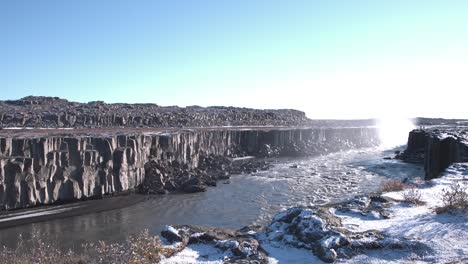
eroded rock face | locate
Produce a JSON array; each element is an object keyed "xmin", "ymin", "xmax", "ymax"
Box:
[
  {"xmin": 0, "ymin": 127, "xmax": 380, "ymax": 210},
  {"xmin": 0, "ymin": 136, "xmax": 148, "ymax": 209},
  {"xmin": 399, "ymin": 128, "xmax": 468, "ymax": 180}
]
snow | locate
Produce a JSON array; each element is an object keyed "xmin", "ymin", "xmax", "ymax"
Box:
[
  {"xmin": 262, "ymin": 242, "xmax": 322, "ymax": 264},
  {"xmin": 335, "ymin": 163, "xmax": 468, "ymax": 263},
  {"xmin": 190, "ymin": 232, "xmax": 205, "ymax": 238},
  {"xmin": 0, "ymin": 205, "xmax": 83, "ymax": 222},
  {"xmin": 162, "ymin": 225, "xmax": 180, "ymax": 236},
  {"xmin": 160, "ymin": 244, "xmax": 225, "ymax": 264},
  {"xmin": 214, "ymin": 240, "xmax": 239, "ymax": 250},
  {"xmin": 232, "ymin": 156, "xmax": 256, "ymax": 161},
  {"xmin": 436, "ymin": 133, "xmax": 457, "ymax": 140},
  {"xmin": 320, "ymin": 234, "xmax": 346, "ymax": 249}
]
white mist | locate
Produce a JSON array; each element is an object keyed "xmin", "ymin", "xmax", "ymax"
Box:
[{"xmin": 377, "ymin": 117, "xmax": 415, "ymax": 148}]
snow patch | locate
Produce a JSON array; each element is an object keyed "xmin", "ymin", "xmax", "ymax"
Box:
[
  {"xmin": 262, "ymin": 242, "xmax": 322, "ymax": 264},
  {"xmin": 160, "ymin": 244, "xmax": 225, "ymax": 264}
]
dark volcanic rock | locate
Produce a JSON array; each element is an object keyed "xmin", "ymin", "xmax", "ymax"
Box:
[
  {"xmin": 139, "ymin": 155, "xmax": 273, "ymax": 194},
  {"xmin": 161, "ymin": 225, "xmax": 269, "ymax": 263},
  {"xmin": 161, "ymin": 226, "xmax": 184, "ymax": 243},
  {"xmin": 0, "ymin": 96, "xmax": 309, "ymax": 128},
  {"xmin": 264, "ymin": 206, "xmax": 384, "ymax": 263},
  {"xmin": 399, "ymin": 128, "xmax": 468, "ymax": 180}
]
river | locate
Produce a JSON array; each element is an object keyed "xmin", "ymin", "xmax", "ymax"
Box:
[{"xmin": 0, "ymin": 146, "xmax": 423, "ymax": 251}]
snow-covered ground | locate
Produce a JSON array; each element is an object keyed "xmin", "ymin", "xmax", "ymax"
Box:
[
  {"xmin": 160, "ymin": 163, "xmax": 467, "ymax": 263},
  {"xmin": 336, "ymin": 163, "xmax": 468, "ymax": 263}
]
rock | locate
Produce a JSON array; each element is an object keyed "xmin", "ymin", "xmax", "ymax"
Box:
[
  {"xmin": 291, "ymin": 210, "xmax": 328, "ymax": 242},
  {"xmin": 161, "ymin": 225, "xmax": 183, "ymax": 243},
  {"xmin": 258, "ymin": 144, "xmax": 280, "ymax": 158},
  {"xmin": 163, "ymin": 225, "xmax": 269, "ymax": 263},
  {"xmin": 320, "ymin": 248, "xmax": 337, "ymax": 263},
  {"xmin": 264, "ymin": 205, "xmax": 391, "ymax": 262},
  {"xmin": 272, "ymin": 207, "xmax": 303, "ymax": 223},
  {"xmin": 182, "ymin": 184, "xmax": 207, "ymax": 193},
  {"xmin": 230, "ymin": 239, "xmax": 260, "ymax": 257},
  {"xmin": 400, "ymin": 128, "xmax": 468, "ymax": 180}
]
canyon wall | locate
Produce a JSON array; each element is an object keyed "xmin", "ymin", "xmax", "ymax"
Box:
[
  {"xmin": 401, "ymin": 129, "xmax": 468, "ymax": 180},
  {"xmin": 0, "ymin": 96, "xmax": 308, "ymax": 128},
  {"xmin": 0, "ymin": 127, "xmax": 379, "ymax": 210}
]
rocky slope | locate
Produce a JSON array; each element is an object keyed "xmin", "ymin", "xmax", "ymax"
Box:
[
  {"xmin": 398, "ymin": 128, "xmax": 468, "ymax": 179},
  {"xmin": 0, "ymin": 127, "xmax": 380, "ymax": 210}
]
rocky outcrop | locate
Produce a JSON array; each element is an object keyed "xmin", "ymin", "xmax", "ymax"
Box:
[
  {"xmin": 161, "ymin": 225, "xmax": 269, "ymax": 263},
  {"xmin": 139, "ymin": 156, "xmax": 273, "ymax": 195},
  {"xmin": 0, "ymin": 127, "xmax": 379, "ymax": 210},
  {"xmin": 399, "ymin": 128, "xmax": 468, "ymax": 180}
]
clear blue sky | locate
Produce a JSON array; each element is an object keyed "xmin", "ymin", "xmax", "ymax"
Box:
[{"xmin": 2, "ymin": 0, "xmax": 467, "ymax": 118}]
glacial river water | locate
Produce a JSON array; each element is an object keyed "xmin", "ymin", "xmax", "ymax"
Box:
[{"xmin": 0, "ymin": 146, "xmax": 423, "ymax": 251}]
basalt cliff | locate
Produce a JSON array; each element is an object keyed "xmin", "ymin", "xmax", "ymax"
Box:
[
  {"xmin": 399, "ymin": 127, "xmax": 468, "ymax": 179},
  {"xmin": 0, "ymin": 127, "xmax": 380, "ymax": 210}
]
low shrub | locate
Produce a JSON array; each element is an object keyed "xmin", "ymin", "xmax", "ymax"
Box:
[
  {"xmin": 403, "ymin": 187, "xmax": 425, "ymax": 206},
  {"xmin": 435, "ymin": 183, "xmax": 468, "ymax": 214},
  {"xmin": 379, "ymin": 179, "xmax": 406, "ymax": 193}
]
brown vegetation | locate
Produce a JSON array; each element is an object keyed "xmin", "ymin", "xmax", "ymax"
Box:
[
  {"xmin": 0, "ymin": 230, "xmax": 177, "ymax": 264},
  {"xmin": 379, "ymin": 179, "xmax": 407, "ymax": 193},
  {"xmin": 435, "ymin": 183, "xmax": 468, "ymax": 214}
]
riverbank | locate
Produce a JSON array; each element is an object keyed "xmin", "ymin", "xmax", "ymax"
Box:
[{"xmin": 0, "ymin": 194, "xmax": 146, "ymax": 229}]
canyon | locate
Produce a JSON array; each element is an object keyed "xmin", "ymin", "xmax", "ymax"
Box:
[
  {"xmin": 0, "ymin": 127, "xmax": 380, "ymax": 210},
  {"xmin": 1, "ymin": 96, "xmax": 467, "ymax": 263},
  {"xmin": 1, "ymin": 96, "xmax": 466, "ymax": 213}
]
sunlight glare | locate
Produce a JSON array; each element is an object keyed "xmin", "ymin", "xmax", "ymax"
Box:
[{"xmin": 377, "ymin": 117, "xmax": 415, "ymax": 148}]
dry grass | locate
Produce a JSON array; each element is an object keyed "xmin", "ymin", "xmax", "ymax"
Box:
[
  {"xmin": 0, "ymin": 229, "xmax": 178, "ymax": 264},
  {"xmin": 435, "ymin": 183, "xmax": 468, "ymax": 214},
  {"xmin": 0, "ymin": 233, "xmax": 87, "ymax": 264},
  {"xmin": 379, "ymin": 179, "xmax": 407, "ymax": 193}
]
